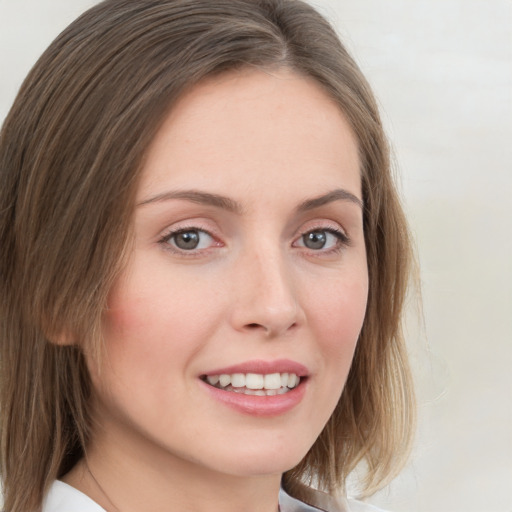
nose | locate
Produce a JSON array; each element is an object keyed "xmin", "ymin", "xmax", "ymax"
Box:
[{"xmin": 229, "ymin": 247, "xmax": 304, "ymax": 338}]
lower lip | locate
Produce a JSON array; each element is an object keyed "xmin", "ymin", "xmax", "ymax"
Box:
[{"xmin": 199, "ymin": 379, "xmax": 307, "ymax": 417}]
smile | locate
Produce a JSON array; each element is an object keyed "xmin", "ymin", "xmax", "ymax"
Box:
[{"xmin": 202, "ymin": 372, "xmax": 301, "ymax": 396}]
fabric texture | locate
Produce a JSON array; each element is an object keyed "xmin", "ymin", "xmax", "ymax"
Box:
[{"xmin": 42, "ymin": 480, "xmax": 388, "ymax": 512}]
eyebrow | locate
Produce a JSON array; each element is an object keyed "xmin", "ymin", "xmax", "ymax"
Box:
[
  {"xmin": 137, "ymin": 187, "xmax": 363, "ymax": 213},
  {"xmin": 138, "ymin": 190, "xmax": 243, "ymax": 214},
  {"xmin": 296, "ymin": 188, "xmax": 363, "ymax": 212}
]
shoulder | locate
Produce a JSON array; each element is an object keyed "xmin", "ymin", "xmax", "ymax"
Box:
[
  {"xmin": 42, "ymin": 481, "xmax": 106, "ymax": 512},
  {"xmin": 279, "ymin": 483, "xmax": 390, "ymax": 512},
  {"xmin": 45, "ymin": 480, "xmax": 389, "ymax": 512},
  {"xmin": 347, "ymin": 498, "xmax": 390, "ymax": 512}
]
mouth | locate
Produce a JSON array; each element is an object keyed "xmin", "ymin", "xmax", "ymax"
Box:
[{"xmin": 201, "ymin": 372, "xmax": 302, "ymax": 396}]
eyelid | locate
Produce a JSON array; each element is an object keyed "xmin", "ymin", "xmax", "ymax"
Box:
[
  {"xmin": 293, "ymin": 227, "xmax": 348, "ymax": 246},
  {"xmin": 155, "ymin": 218, "xmax": 352, "ymax": 257},
  {"xmin": 295, "ymin": 218, "xmax": 349, "ymax": 239},
  {"xmin": 292, "ymin": 220, "xmax": 352, "ymax": 254},
  {"xmin": 157, "ymin": 222, "xmax": 223, "ymax": 256}
]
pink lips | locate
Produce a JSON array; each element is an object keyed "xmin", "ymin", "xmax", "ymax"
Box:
[
  {"xmin": 203, "ymin": 359, "xmax": 308, "ymax": 377},
  {"xmin": 199, "ymin": 359, "xmax": 309, "ymax": 417}
]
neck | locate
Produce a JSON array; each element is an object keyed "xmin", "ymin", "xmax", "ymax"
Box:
[{"xmin": 63, "ymin": 424, "xmax": 282, "ymax": 512}]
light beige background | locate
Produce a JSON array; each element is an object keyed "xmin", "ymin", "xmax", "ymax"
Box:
[{"xmin": 1, "ymin": 1, "xmax": 511, "ymax": 511}]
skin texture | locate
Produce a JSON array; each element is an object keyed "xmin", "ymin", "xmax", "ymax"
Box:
[{"xmin": 65, "ymin": 68, "xmax": 369, "ymax": 512}]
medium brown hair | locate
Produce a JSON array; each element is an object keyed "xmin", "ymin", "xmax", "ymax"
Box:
[{"xmin": 0, "ymin": 1, "xmax": 415, "ymax": 510}]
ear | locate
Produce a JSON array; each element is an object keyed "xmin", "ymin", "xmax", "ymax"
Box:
[
  {"xmin": 43, "ymin": 321, "xmax": 76, "ymax": 346},
  {"xmin": 47, "ymin": 330, "xmax": 76, "ymax": 346}
]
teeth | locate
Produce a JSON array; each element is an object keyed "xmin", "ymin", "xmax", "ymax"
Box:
[
  {"xmin": 219, "ymin": 374, "xmax": 231, "ymax": 387},
  {"xmin": 246, "ymin": 373, "xmax": 264, "ymax": 389},
  {"xmin": 206, "ymin": 375, "xmax": 219, "ymax": 385},
  {"xmin": 231, "ymin": 373, "xmax": 246, "ymax": 388},
  {"xmin": 204, "ymin": 372, "xmax": 301, "ymax": 393},
  {"xmin": 264, "ymin": 373, "xmax": 282, "ymax": 390},
  {"xmin": 287, "ymin": 373, "xmax": 298, "ymax": 388}
]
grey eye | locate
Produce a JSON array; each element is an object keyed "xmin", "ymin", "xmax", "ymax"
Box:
[
  {"xmin": 302, "ymin": 231, "xmax": 328, "ymax": 250},
  {"xmin": 161, "ymin": 227, "xmax": 217, "ymax": 253},
  {"xmin": 296, "ymin": 228, "xmax": 348, "ymax": 251},
  {"xmin": 173, "ymin": 230, "xmax": 201, "ymax": 250}
]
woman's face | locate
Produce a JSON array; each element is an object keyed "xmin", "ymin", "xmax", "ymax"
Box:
[{"xmin": 88, "ymin": 69, "xmax": 368, "ymax": 481}]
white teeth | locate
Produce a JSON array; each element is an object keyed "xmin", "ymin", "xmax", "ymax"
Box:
[
  {"xmin": 206, "ymin": 375, "xmax": 219, "ymax": 385},
  {"xmin": 219, "ymin": 374, "xmax": 231, "ymax": 387},
  {"xmin": 204, "ymin": 372, "xmax": 301, "ymax": 393},
  {"xmin": 245, "ymin": 373, "xmax": 264, "ymax": 389},
  {"xmin": 231, "ymin": 373, "xmax": 246, "ymax": 388},
  {"xmin": 264, "ymin": 373, "xmax": 282, "ymax": 390},
  {"xmin": 287, "ymin": 373, "xmax": 298, "ymax": 388}
]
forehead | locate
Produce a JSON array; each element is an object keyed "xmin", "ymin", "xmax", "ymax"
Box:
[{"xmin": 138, "ymin": 68, "xmax": 361, "ymax": 202}]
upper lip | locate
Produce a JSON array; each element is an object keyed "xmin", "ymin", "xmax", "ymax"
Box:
[{"xmin": 202, "ymin": 359, "xmax": 309, "ymax": 377}]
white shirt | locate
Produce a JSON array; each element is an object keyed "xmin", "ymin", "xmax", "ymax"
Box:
[
  {"xmin": 43, "ymin": 480, "xmax": 388, "ymax": 512},
  {"xmin": 43, "ymin": 481, "xmax": 105, "ymax": 512}
]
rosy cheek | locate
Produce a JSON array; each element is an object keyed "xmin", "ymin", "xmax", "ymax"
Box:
[
  {"xmin": 315, "ymin": 280, "xmax": 368, "ymax": 357},
  {"xmin": 98, "ymin": 302, "xmax": 163, "ymax": 383},
  {"xmin": 103, "ymin": 297, "xmax": 141, "ymax": 338},
  {"xmin": 103, "ymin": 267, "xmax": 158, "ymax": 339}
]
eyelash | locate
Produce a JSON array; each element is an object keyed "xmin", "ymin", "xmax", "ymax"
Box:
[
  {"xmin": 294, "ymin": 227, "xmax": 350, "ymax": 255},
  {"xmin": 158, "ymin": 225, "xmax": 220, "ymax": 257},
  {"xmin": 157, "ymin": 225, "xmax": 351, "ymax": 257}
]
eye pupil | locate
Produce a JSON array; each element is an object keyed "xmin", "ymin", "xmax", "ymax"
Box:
[
  {"xmin": 303, "ymin": 231, "xmax": 327, "ymax": 249},
  {"xmin": 174, "ymin": 231, "xmax": 200, "ymax": 250}
]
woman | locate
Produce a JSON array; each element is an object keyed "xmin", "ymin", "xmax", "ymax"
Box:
[{"xmin": 0, "ymin": 1, "xmax": 415, "ymax": 511}]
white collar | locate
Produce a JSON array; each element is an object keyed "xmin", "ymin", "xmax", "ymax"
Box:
[
  {"xmin": 43, "ymin": 480, "xmax": 106, "ymax": 512},
  {"xmin": 43, "ymin": 480, "xmax": 385, "ymax": 512}
]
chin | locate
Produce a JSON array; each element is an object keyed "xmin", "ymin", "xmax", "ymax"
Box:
[{"xmin": 204, "ymin": 441, "xmax": 311, "ymax": 479}]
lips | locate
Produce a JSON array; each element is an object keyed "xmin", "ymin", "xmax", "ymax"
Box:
[{"xmin": 199, "ymin": 359, "xmax": 308, "ymax": 416}]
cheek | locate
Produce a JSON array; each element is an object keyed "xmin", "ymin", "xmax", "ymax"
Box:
[
  {"xmin": 100, "ymin": 264, "xmax": 219, "ymax": 369},
  {"xmin": 97, "ymin": 272, "xmax": 178, "ymax": 388},
  {"xmin": 311, "ymin": 272, "xmax": 368, "ymax": 360},
  {"xmin": 300, "ymin": 270, "xmax": 368, "ymax": 442},
  {"xmin": 104, "ymin": 257, "xmax": 179, "ymax": 342}
]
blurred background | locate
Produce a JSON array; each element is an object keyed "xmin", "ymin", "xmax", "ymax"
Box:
[{"xmin": 1, "ymin": 1, "xmax": 511, "ymax": 511}]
